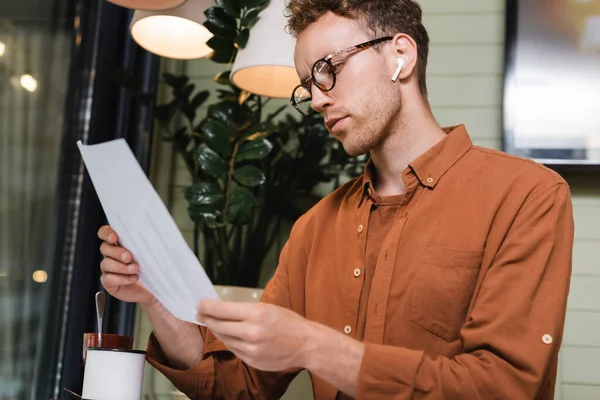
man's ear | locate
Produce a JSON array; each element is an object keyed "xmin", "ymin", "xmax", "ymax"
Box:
[{"xmin": 389, "ymin": 33, "xmax": 418, "ymax": 81}]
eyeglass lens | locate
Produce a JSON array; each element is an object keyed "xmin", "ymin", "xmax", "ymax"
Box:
[{"xmin": 292, "ymin": 60, "xmax": 337, "ymax": 115}]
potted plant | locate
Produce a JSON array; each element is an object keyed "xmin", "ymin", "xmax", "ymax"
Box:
[
  {"xmin": 137, "ymin": 2, "xmax": 364, "ymax": 398},
  {"xmin": 111, "ymin": 0, "xmax": 364, "ymax": 290},
  {"xmin": 109, "ymin": 1, "xmax": 366, "ymax": 398},
  {"xmin": 147, "ymin": 0, "xmax": 364, "ymax": 291}
]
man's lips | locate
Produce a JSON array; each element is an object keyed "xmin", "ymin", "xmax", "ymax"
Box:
[{"xmin": 325, "ymin": 117, "xmax": 346, "ymax": 131}]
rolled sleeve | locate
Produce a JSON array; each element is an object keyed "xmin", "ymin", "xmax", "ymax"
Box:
[
  {"xmin": 357, "ymin": 344, "xmax": 424, "ymax": 399},
  {"xmin": 358, "ymin": 182, "xmax": 574, "ymax": 399},
  {"xmin": 146, "ymin": 330, "xmax": 216, "ymax": 398},
  {"xmin": 145, "ymin": 240, "xmax": 302, "ymax": 399}
]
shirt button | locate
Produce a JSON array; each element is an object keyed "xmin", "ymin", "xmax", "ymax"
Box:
[
  {"xmin": 542, "ymin": 334, "xmax": 553, "ymax": 345},
  {"xmin": 426, "ymin": 177, "xmax": 434, "ymax": 183},
  {"xmin": 357, "ymin": 224, "xmax": 364, "ymax": 233},
  {"xmin": 353, "ymin": 268, "xmax": 361, "ymax": 277},
  {"xmin": 344, "ymin": 325, "xmax": 352, "ymax": 335}
]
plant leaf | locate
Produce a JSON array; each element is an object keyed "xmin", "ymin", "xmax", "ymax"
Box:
[
  {"xmin": 207, "ymin": 103, "xmax": 237, "ymax": 133},
  {"xmin": 203, "ymin": 21, "xmax": 238, "ymax": 39},
  {"xmin": 216, "ymin": 0, "xmax": 241, "ymax": 18},
  {"xmin": 185, "ymin": 182, "xmax": 223, "ymax": 206},
  {"xmin": 233, "ymin": 165, "xmax": 266, "ymax": 187},
  {"xmin": 238, "ymin": 90, "xmax": 252, "ymax": 105},
  {"xmin": 236, "ymin": 138, "xmax": 274, "ymax": 162},
  {"xmin": 174, "ymin": 83, "xmax": 194, "ymax": 103},
  {"xmin": 204, "ymin": 7, "xmax": 237, "ymax": 30},
  {"xmin": 181, "ymin": 104, "xmax": 196, "ymax": 121},
  {"xmin": 201, "ymin": 119, "xmax": 234, "ymax": 157},
  {"xmin": 206, "ymin": 35, "xmax": 235, "ymax": 53},
  {"xmin": 163, "ymin": 73, "xmax": 188, "ymax": 89},
  {"xmin": 241, "ymin": 121, "xmax": 275, "ymax": 140},
  {"xmin": 154, "ymin": 100, "xmax": 178, "ymax": 122},
  {"xmin": 216, "ymin": 89, "xmax": 239, "ymax": 102},
  {"xmin": 213, "ymin": 71, "xmax": 232, "ymax": 85},
  {"xmin": 234, "ymin": 28, "xmax": 249, "ymax": 49},
  {"xmin": 195, "ymin": 146, "xmax": 227, "ymax": 178},
  {"xmin": 241, "ymin": 8, "xmax": 261, "ymax": 27},
  {"xmin": 188, "ymin": 204, "xmax": 221, "ymax": 226},
  {"xmin": 191, "ymin": 91, "xmax": 210, "ymax": 109},
  {"xmin": 226, "ymin": 186, "xmax": 255, "ymax": 224},
  {"xmin": 208, "ymin": 47, "xmax": 236, "ymax": 64},
  {"xmin": 164, "ymin": 126, "xmax": 187, "ymax": 142}
]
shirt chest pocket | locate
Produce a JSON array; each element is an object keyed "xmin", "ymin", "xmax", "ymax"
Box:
[{"xmin": 409, "ymin": 246, "xmax": 483, "ymax": 343}]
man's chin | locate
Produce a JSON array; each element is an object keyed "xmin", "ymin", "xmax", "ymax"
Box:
[{"xmin": 341, "ymin": 141, "xmax": 369, "ymax": 158}]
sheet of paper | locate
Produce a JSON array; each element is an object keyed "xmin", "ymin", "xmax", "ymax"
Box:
[{"xmin": 77, "ymin": 139, "xmax": 219, "ymax": 325}]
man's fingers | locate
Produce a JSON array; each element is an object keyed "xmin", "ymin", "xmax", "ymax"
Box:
[
  {"xmin": 100, "ymin": 242, "xmax": 132, "ymax": 263},
  {"xmin": 198, "ymin": 300, "xmax": 263, "ymax": 322},
  {"xmin": 100, "ymin": 258, "xmax": 138, "ymax": 275},
  {"xmin": 209, "ymin": 331, "xmax": 251, "ymax": 358},
  {"xmin": 100, "ymin": 272, "xmax": 139, "ymax": 291},
  {"xmin": 97, "ymin": 225, "xmax": 118, "ymax": 244},
  {"xmin": 198, "ymin": 315, "xmax": 250, "ymax": 340}
]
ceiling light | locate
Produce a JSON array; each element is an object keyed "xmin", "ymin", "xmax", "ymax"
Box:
[
  {"xmin": 20, "ymin": 74, "xmax": 38, "ymax": 92},
  {"xmin": 230, "ymin": 0, "xmax": 299, "ymax": 98},
  {"xmin": 130, "ymin": 0, "xmax": 215, "ymax": 60},
  {"xmin": 106, "ymin": 0, "xmax": 186, "ymax": 10},
  {"xmin": 32, "ymin": 270, "xmax": 48, "ymax": 283}
]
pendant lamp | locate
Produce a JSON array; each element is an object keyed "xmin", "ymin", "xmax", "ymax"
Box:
[
  {"xmin": 230, "ymin": 0, "xmax": 299, "ymax": 98},
  {"xmin": 130, "ymin": 0, "xmax": 215, "ymax": 59},
  {"xmin": 107, "ymin": 0, "xmax": 186, "ymax": 11}
]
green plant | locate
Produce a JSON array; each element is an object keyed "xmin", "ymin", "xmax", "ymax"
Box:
[
  {"xmin": 115, "ymin": 0, "xmax": 365, "ymax": 288},
  {"xmin": 154, "ymin": 72, "xmax": 364, "ymax": 287}
]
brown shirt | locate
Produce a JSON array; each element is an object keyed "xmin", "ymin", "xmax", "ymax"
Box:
[
  {"xmin": 356, "ymin": 192, "xmax": 403, "ymax": 341},
  {"xmin": 146, "ymin": 125, "xmax": 574, "ymax": 400}
]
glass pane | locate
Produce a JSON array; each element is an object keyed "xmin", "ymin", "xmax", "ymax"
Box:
[
  {"xmin": 504, "ymin": 0, "xmax": 600, "ymax": 165},
  {"xmin": 0, "ymin": 0, "xmax": 72, "ymax": 398}
]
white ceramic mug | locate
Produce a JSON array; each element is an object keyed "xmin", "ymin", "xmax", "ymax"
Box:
[{"xmin": 81, "ymin": 348, "xmax": 146, "ymax": 400}]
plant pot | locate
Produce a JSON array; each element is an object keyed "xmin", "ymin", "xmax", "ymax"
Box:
[
  {"xmin": 215, "ymin": 284, "xmax": 264, "ymax": 302},
  {"xmin": 170, "ymin": 389, "xmax": 188, "ymax": 400}
]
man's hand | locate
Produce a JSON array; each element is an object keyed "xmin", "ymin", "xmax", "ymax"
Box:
[
  {"xmin": 197, "ymin": 300, "xmax": 364, "ymax": 397},
  {"xmin": 98, "ymin": 225, "xmax": 154, "ymax": 306},
  {"xmin": 196, "ymin": 300, "xmax": 316, "ymax": 371}
]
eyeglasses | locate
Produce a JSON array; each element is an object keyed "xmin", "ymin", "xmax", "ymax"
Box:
[{"xmin": 290, "ymin": 37, "xmax": 393, "ymax": 116}]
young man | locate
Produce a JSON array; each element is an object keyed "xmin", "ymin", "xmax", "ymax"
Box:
[{"xmin": 98, "ymin": 1, "xmax": 574, "ymax": 398}]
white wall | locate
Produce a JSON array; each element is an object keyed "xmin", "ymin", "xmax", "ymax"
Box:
[{"xmin": 139, "ymin": 0, "xmax": 600, "ymax": 398}]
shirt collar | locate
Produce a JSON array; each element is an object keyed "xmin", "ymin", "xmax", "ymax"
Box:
[
  {"xmin": 359, "ymin": 124, "xmax": 473, "ymax": 201},
  {"xmin": 408, "ymin": 124, "xmax": 473, "ymax": 188}
]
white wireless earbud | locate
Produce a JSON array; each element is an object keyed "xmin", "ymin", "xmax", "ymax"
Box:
[{"xmin": 392, "ymin": 57, "xmax": 405, "ymax": 82}]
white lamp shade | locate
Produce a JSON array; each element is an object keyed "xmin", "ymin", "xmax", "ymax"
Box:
[
  {"xmin": 230, "ymin": 0, "xmax": 299, "ymax": 98},
  {"xmin": 130, "ymin": 0, "xmax": 215, "ymax": 60},
  {"xmin": 107, "ymin": 0, "xmax": 186, "ymax": 10}
]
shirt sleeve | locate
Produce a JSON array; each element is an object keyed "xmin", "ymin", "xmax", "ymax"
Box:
[
  {"xmin": 146, "ymin": 241, "xmax": 303, "ymax": 399},
  {"xmin": 356, "ymin": 182, "xmax": 574, "ymax": 400}
]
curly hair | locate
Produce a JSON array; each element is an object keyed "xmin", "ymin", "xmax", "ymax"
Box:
[{"xmin": 285, "ymin": 0, "xmax": 430, "ymax": 97}]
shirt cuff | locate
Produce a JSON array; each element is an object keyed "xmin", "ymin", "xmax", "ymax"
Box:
[
  {"xmin": 146, "ymin": 331, "xmax": 217, "ymax": 398},
  {"xmin": 357, "ymin": 343, "xmax": 424, "ymax": 399}
]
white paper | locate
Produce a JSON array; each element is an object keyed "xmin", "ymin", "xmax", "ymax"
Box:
[{"xmin": 77, "ymin": 139, "xmax": 219, "ymax": 325}]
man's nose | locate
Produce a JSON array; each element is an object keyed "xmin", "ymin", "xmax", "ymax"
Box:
[{"xmin": 310, "ymin": 85, "xmax": 332, "ymax": 113}]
